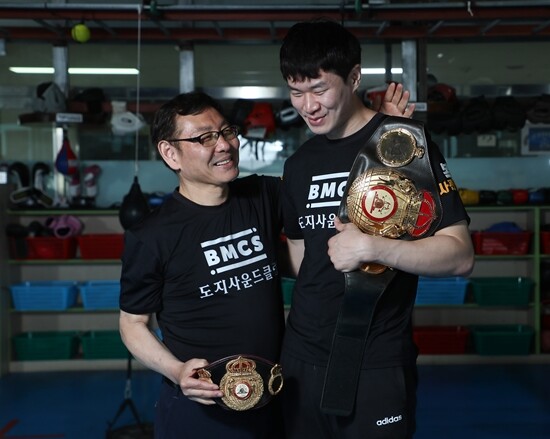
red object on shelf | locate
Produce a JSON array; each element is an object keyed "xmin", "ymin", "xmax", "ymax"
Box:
[
  {"xmin": 77, "ymin": 234, "xmax": 124, "ymax": 259},
  {"xmin": 26, "ymin": 237, "xmax": 77, "ymax": 259},
  {"xmin": 55, "ymin": 129, "xmax": 78, "ymax": 176},
  {"xmin": 413, "ymin": 326, "xmax": 470, "ymax": 355},
  {"xmin": 542, "ymin": 330, "xmax": 550, "ymax": 353},
  {"xmin": 541, "ymin": 231, "xmax": 550, "ymax": 254},
  {"xmin": 471, "ymin": 231, "xmax": 532, "ymax": 255},
  {"xmin": 511, "ymin": 189, "xmax": 529, "ymax": 205}
]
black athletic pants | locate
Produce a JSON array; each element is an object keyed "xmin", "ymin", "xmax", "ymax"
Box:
[
  {"xmin": 154, "ymin": 379, "xmax": 284, "ymax": 439},
  {"xmin": 281, "ymin": 352, "xmax": 417, "ymax": 439}
]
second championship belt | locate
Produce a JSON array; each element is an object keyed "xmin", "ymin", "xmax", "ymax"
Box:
[
  {"xmin": 197, "ymin": 354, "xmax": 283, "ymax": 411},
  {"xmin": 320, "ymin": 116, "xmax": 442, "ymax": 416}
]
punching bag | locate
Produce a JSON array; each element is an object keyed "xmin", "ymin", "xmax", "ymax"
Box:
[
  {"xmin": 55, "ymin": 129, "xmax": 78, "ymax": 176},
  {"xmin": 119, "ymin": 176, "xmax": 150, "ymax": 230}
]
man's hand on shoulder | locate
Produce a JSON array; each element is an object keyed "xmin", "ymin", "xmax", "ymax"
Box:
[{"xmin": 374, "ymin": 82, "xmax": 416, "ymax": 118}]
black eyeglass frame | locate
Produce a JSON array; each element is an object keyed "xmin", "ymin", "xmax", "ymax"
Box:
[{"xmin": 166, "ymin": 125, "xmax": 240, "ymax": 147}]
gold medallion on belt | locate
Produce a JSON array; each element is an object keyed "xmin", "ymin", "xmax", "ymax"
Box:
[
  {"xmin": 346, "ymin": 167, "xmax": 437, "ymax": 239},
  {"xmin": 376, "ymin": 127, "xmax": 425, "ymax": 167},
  {"xmin": 198, "ymin": 355, "xmax": 283, "ymax": 411}
]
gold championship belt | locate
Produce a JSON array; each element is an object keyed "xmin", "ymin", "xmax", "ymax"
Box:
[
  {"xmin": 343, "ymin": 127, "xmax": 439, "ymax": 274},
  {"xmin": 197, "ymin": 355, "xmax": 283, "ymax": 411}
]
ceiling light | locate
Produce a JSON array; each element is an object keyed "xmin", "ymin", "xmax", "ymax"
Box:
[
  {"xmin": 9, "ymin": 67, "xmax": 139, "ymax": 75},
  {"xmin": 70, "ymin": 68, "xmax": 139, "ymax": 75},
  {"xmin": 361, "ymin": 68, "xmax": 403, "ymax": 75},
  {"xmin": 10, "ymin": 67, "xmax": 53, "ymax": 74}
]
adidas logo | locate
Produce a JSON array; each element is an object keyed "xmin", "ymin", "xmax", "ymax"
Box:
[{"xmin": 376, "ymin": 415, "xmax": 403, "ymax": 427}]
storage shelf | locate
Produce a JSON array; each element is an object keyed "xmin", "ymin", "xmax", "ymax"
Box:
[
  {"xmin": 415, "ymin": 205, "xmax": 550, "ymax": 358},
  {"xmin": 466, "ymin": 205, "xmax": 550, "ymax": 212},
  {"xmin": 1, "ymin": 209, "xmax": 125, "ymax": 375},
  {"xmin": 3, "ymin": 204, "xmax": 549, "ymax": 372},
  {"xmin": 9, "ymin": 354, "xmax": 550, "ymax": 373},
  {"xmin": 9, "ymin": 358, "xmax": 144, "ymax": 373},
  {"xmin": 417, "ymin": 354, "xmax": 550, "ymax": 366},
  {"xmin": 7, "ymin": 209, "xmax": 119, "ymax": 216},
  {"xmin": 415, "ymin": 303, "xmax": 534, "ymax": 309},
  {"xmin": 474, "ymin": 254, "xmax": 535, "ymax": 260},
  {"xmin": 454, "ymin": 205, "xmax": 548, "ymax": 354},
  {"xmin": 10, "ymin": 308, "xmax": 119, "ymax": 314},
  {"xmin": 8, "ymin": 259, "xmax": 121, "ymax": 265}
]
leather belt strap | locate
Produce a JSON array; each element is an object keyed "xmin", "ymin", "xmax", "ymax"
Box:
[
  {"xmin": 320, "ymin": 116, "xmax": 442, "ymax": 416},
  {"xmin": 320, "ymin": 269, "xmax": 396, "ymax": 416}
]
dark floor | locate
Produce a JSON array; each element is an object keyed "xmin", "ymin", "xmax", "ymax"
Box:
[{"xmin": 1, "ymin": 364, "xmax": 549, "ymax": 438}]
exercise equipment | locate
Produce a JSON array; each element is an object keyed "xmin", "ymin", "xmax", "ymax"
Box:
[
  {"xmin": 492, "ymin": 96, "xmax": 527, "ymax": 131},
  {"xmin": 106, "ymin": 355, "xmax": 153, "ymax": 439},
  {"xmin": 461, "ymin": 96, "xmax": 493, "ymax": 133},
  {"xmin": 8, "ymin": 162, "xmax": 34, "ymax": 206},
  {"xmin": 55, "ymin": 129, "xmax": 78, "ymax": 176},
  {"xmin": 71, "ymin": 23, "xmax": 91, "ymax": 43},
  {"xmin": 118, "ymin": 7, "xmax": 150, "ymax": 231},
  {"xmin": 119, "ymin": 176, "xmax": 150, "ymax": 230}
]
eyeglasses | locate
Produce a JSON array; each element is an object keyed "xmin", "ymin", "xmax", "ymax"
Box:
[{"xmin": 167, "ymin": 125, "xmax": 239, "ymax": 148}]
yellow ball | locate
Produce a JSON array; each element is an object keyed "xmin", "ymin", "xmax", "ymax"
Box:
[{"xmin": 71, "ymin": 24, "xmax": 91, "ymax": 43}]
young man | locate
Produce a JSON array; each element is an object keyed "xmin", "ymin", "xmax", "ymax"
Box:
[
  {"xmin": 118, "ymin": 92, "xmax": 285, "ymax": 438},
  {"xmin": 279, "ymin": 20, "xmax": 475, "ymax": 439}
]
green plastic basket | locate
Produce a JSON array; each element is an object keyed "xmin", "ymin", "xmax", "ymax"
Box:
[
  {"xmin": 472, "ymin": 325, "xmax": 534, "ymax": 355},
  {"xmin": 81, "ymin": 330, "xmax": 129, "ymax": 359},
  {"xmin": 13, "ymin": 331, "xmax": 79, "ymax": 361},
  {"xmin": 281, "ymin": 277, "xmax": 295, "ymax": 305},
  {"xmin": 470, "ymin": 277, "xmax": 533, "ymax": 306}
]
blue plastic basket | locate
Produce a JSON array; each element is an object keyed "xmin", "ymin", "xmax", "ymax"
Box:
[
  {"xmin": 415, "ymin": 277, "xmax": 469, "ymax": 305},
  {"xmin": 10, "ymin": 281, "xmax": 79, "ymax": 311},
  {"xmin": 80, "ymin": 280, "xmax": 120, "ymax": 310}
]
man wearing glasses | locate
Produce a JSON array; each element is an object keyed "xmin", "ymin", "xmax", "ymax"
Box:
[
  {"xmin": 118, "ymin": 90, "xmax": 412, "ymax": 438},
  {"xmin": 119, "ymin": 91, "xmax": 285, "ymax": 438}
]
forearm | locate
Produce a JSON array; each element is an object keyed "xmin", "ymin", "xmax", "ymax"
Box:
[
  {"xmin": 286, "ymin": 238, "xmax": 305, "ymax": 277},
  {"xmin": 119, "ymin": 310, "xmax": 223, "ymax": 405},
  {"xmin": 329, "ymin": 220, "xmax": 474, "ymax": 277},
  {"xmin": 374, "ymin": 225, "xmax": 474, "ymax": 277},
  {"xmin": 119, "ymin": 311, "xmax": 184, "ymax": 382}
]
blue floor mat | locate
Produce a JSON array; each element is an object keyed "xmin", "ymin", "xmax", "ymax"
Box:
[
  {"xmin": 1, "ymin": 364, "xmax": 549, "ymax": 438},
  {"xmin": 0, "ymin": 369, "xmax": 159, "ymax": 438}
]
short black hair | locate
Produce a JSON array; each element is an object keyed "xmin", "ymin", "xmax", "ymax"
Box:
[
  {"xmin": 280, "ymin": 20, "xmax": 361, "ymax": 83},
  {"xmin": 151, "ymin": 91, "xmax": 225, "ymax": 147}
]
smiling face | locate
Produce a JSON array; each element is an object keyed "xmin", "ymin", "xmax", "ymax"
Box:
[
  {"xmin": 157, "ymin": 107, "xmax": 240, "ymax": 205},
  {"xmin": 287, "ymin": 66, "xmax": 364, "ymax": 139}
]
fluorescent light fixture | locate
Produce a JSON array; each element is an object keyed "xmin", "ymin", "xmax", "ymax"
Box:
[
  {"xmin": 10, "ymin": 67, "xmax": 54, "ymax": 74},
  {"xmin": 70, "ymin": 68, "xmax": 139, "ymax": 75},
  {"xmin": 203, "ymin": 86, "xmax": 288, "ymax": 100},
  {"xmin": 361, "ymin": 67, "xmax": 403, "ymax": 75},
  {"xmin": 9, "ymin": 67, "xmax": 139, "ymax": 75}
]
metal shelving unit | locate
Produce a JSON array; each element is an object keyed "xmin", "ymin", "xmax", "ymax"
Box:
[
  {"xmin": 1, "ymin": 209, "xmax": 125, "ymax": 374},
  {"xmin": 415, "ymin": 205, "xmax": 550, "ymax": 362}
]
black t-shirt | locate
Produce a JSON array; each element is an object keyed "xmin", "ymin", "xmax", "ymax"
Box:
[
  {"xmin": 119, "ymin": 174, "xmax": 285, "ymax": 364},
  {"xmin": 281, "ymin": 113, "xmax": 469, "ymax": 368}
]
